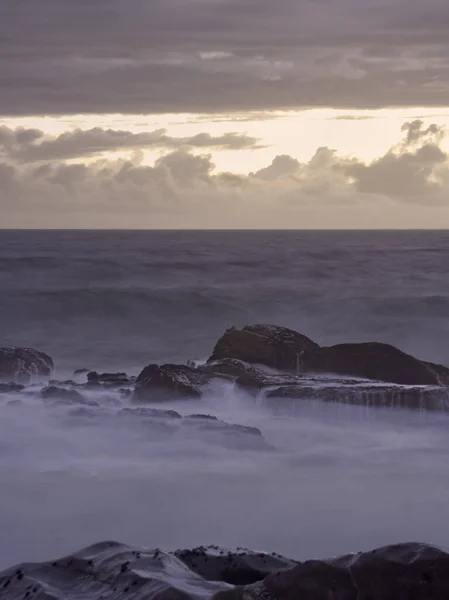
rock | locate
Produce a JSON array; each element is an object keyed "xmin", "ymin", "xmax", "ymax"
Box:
[
  {"xmin": 209, "ymin": 325, "xmax": 449, "ymax": 386},
  {"xmin": 0, "ymin": 382, "xmax": 24, "ymax": 394},
  {"xmin": 208, "ymin": 324, "xmax": 320, "ymax": 372},
  {"xmin": 0, "ymin": 347, "xmax": 53, "ymax": 383},
  {"xmin": 73, "ymin": 368, "xmax": 90, "ymax": 377},
  {"xmin": 200, "ymin": 358, "xmax": 299, "ymax": 391},
  {"xmin": 266, "ymin": 381, "xmax": 449, "ymax": 411},
  {"xmin": 87, "ymin": 371, "xmax": 134, "ymax": 387},
  {"xmin": 213, "ymin": 542, "xmax": 449, "ymax": 600},
  {"xmin": 40, "ymin": 386, "xmax": 97, "ymax": 406},
  {"xmin": 133, "ymin": 363, "xmax": 216, "ymax": 402},
  {"xmin": 305, "ymin": 342, "xmax": 441, "ymax": 385},
  {"xmin": 181, "ymin": 414, "xmax": 271, "ymax": 450},
  {"xmin": 3, "ymin": 541, "xmax": 449, "ymax": 600}
]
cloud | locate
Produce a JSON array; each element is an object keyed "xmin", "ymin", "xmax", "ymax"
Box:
[
  {"xmin": 2, "ymin": 0, "xmax": 449, "ymax": 115},
  {"xmin": 0, "ymin": 126, "xmax": 260, "ymax": 163},
  {"xmin": 1, "ymin": 122, "xmax": 449, "ymax": 228}
]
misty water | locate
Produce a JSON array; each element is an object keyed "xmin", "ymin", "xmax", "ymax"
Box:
[{"xmin": 1, "ymin": 230, "xmax": 449, "ymax": 571}]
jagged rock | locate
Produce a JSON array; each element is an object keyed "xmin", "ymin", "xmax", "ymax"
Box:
[
  {"xmin": 266, "ymin": 381, "xmax": 449, "ymax": 411},
  {"xmin": 133, "ymin": 363, "xmax": 216, "ymax": 402},
  {"xmin": 208, "ymin": 324, "xmax": 319, "ymax": 372},
  {"xmin": 305, "ymin": 342, "xmax": 442, "ymax": 385},
  {"xmin": 0, "ymin": 347, "xmax": 53, "ymax": 383},
  {"xmin": 0, "ymin": 382, "xmax": 24, "ymax": 394},
  {"xmin": 118, "ymin": 407, "xmax": 182, "ymax": 420},
  {"xmin": 212, "ymin": 542, "xmax": 449, "ymax": 600},
  {"xmin": 40, "ymin": 386, "xmax": 98, "ymax": 406}
]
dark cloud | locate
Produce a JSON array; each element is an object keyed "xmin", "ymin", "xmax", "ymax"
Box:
[
  {"xmin": 2, "ymin": 0, "xmax": 449, "ymax": 115},
  {"xmin": 0, "ymin": 126, "xmax": 260, "ymax": 162}
]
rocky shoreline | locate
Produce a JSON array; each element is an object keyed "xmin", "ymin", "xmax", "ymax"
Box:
[
  {"xmin": 1, "ymin": 324, "xmax": 449, "ymax": 412},
  {"xmin": 1, "ymin": 540, "xmax": 449, "ymax": 599}
]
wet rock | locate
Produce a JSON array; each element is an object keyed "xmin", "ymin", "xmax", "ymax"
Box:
[
  {"xmin": 118, "ymin": 407, "xmax": 182, "ymax": 420},
  {"xmin": 133, "ymin": 363, "xmax": 216, "ymax": 402},
  {"xmin": 40, "ymin": 386, "xmax": 98, "ymax": 406},
  {"xmin": 266, "ymin": 381, "xmax": 449, "ymax": 411},
  {"xmin": 87, "ymin": 371, "xmax": 134, "ymax": 387},
  {"xmin": 209, "ymin": 324, "xmax": 319, "ymax": 372},
  {"xmin": 181, "ymin": 414, "xmax": 272, "ymax": 451},
  {"xmin": 209, "ymin": 325, "xmax": 449, "ymax": 386},
  {"xmin": 0, "ymin": 382, "xmax": 24, "ymax": 394},
  {"xmin": 305, "ymin": 342, "xmax": 442, "ymax": 385},
  {"xmin": 0, "ymin": 347, "xmax": 53, "ymax": 383},
  {"xmin": 200, "ymin": 358, "xmax": 298, "ymax": 390},
  {"xmin": 214, "ymin": 542, "xmax": 449, "ymax": 600},
  {"xmin": 73, "ymin": 368, "xmax": 90, "ymax": 378}
]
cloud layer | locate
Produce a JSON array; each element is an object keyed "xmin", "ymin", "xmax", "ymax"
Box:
[
  {"xmin": 2, "ymin": 0, "xmax": 449, "ymax": 115},
  {"xmin": 1, "ymin": 120, "xmax": 449, "ymax": 228}
]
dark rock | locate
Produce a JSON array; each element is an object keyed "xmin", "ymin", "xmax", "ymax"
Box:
[
  {"xmin": 0, "ymin": 382, "xmax": 24, "ymax": 394},
  {"xmin": 3, "ymin": 541, "xmax": 449, "ymax": 600},
  {"xmin": 209, "ymin": 324, "xmax": 320, "ymax": 372},
  {"xmin": 213, "ymin": 542, "xmax": 449, "ymax": 600},
  {"xmin": 40, "ymin": 386, "xmax": 97, "ymax": 406},
  {"xmin": 266, "ymin": 381, "xmax": 449, "ymax": 411},
  {"xmin": 0, "ymin": 347, "xmax": 53, "ymax": 383},
  {"xmin": 73, "ymin": 368, "xmax": 90, "ymax": 378},
  {"xmin": 200, "ymin": 358, "xmax": 299, "ymax": 390},
  {"xmin": 181, "ymin": 415, "xmax": 271, "ymax": 451},
  {"xmin": 209, "ymin": 325, "xmax": 449, "ymax": 386},
  {"xmin": 87, "ymin": 371, "xmax": 134, "ymax": 387},
  {"xmin": 118, "ymin": 407, "xmax": 182, "ymax": 420},
  {"xmin": 305, "ymin": 342, "xmax": 441, "ymax": 385},
  {"xmin": 133, "ymin": 363, "xmax": 216, "ymax": 402}
]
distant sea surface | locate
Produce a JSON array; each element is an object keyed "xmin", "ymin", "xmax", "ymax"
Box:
[{"xmin": 1, "ymin": 229, "xmax": 449, "ymax": 374}]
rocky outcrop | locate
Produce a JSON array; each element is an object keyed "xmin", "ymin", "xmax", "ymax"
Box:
[
  {"xmin": 200, "ymin": 358, "xmax": 298, "ymax": 390},
  {"xmin": 133, "ymin": 363, "xmax": 218, "ymax": 402},
  {"xmin": 266, "ymin": 381, "xmax": 449, "ymax": 411},
  {"xmin": 213, "ymin": 542, "xmax": 449, "ymax": 600},
  {"xmin": 208, "ymin": 324, "xmax": 320, "ymax": 371},
  {"xmin": 2, "ymin": 541, "xmax": 449, "ymax": 600},
  {"xmin": 0, "ymin": 347, "xmax": 53, "ymax": 383},
  {"xmin": 87, "ymin": 371, "xmax": 135, "ymax": 388},
  {"xmin": 305, "ymin": 342, "xmax": 441, "ymax": 385},
  {"xmin": 208, "ymin": 325, "xmax": 449, "ymax": 386}
]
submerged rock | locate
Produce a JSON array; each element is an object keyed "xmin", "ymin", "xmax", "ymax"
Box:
[
  {"xmin": 0, "ymin": 382, "xmax": 24, "ymax": 394},
  {"xmin": 209, "ymin": 324, "xmax": 319, "ymax": 372},
  {"xmin": 0, "ymin": 347, "xmax": 53, "ymax": 383},
  {"xmin": 2, "ymin": 541, "xmax": 449, "ymax": 600},
  {"xmin": 40, "ymin": 386, "xmax": 98, "ymax": 406},
  {"xmin": 133, "ymin": 363, "xmax": 216, "ymax": 402}
]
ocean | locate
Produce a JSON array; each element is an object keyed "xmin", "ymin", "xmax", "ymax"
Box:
[{"xmin": 1, "ymin": 229, "xmax": 449, "ymax": 575}]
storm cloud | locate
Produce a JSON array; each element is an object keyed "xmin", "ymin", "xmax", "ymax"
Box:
[{"xmin": 2, "ymin": 0, "xmax": 449, "ymax": 116}]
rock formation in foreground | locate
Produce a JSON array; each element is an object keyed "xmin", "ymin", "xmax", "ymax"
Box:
[
  {"xmin": 1, "ymin": 541, "xmax": 448, "ymax": 600},
  {"xmin": 0, "ymin": 347, "xmax": 53, "ymax": 383},
  {"xmin": 209, "ymin": 324, "xmax": 449, "ymax": 386}
]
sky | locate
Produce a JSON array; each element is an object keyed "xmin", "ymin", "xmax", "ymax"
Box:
[{"xmin": 1, "ymin": 0, "xmax": 449, "ymax": 228}]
